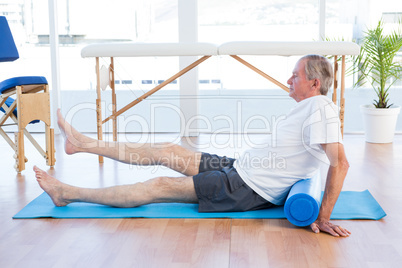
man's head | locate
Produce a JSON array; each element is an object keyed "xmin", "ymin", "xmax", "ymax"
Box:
[{"xmin": 287, "ymin": 55, "xmax": 333, "ymax": 102}]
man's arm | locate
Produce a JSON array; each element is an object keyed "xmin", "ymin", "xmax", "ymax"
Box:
[{"xmin": 310, "ymin": 142, "xmax": 351, "ymax": 237}]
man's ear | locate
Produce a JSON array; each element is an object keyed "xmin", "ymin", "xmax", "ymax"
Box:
[{"xmin": 312, "ymin": 79, "xmax": 321, "ymax": 92}]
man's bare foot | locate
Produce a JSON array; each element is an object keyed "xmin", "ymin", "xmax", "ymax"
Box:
[
  {"xmin": 57, "ymin": 109, "xmax": 95, "ymax": 155},
  {"xmin": 34, "ymin": 166, "xmax": 71, "ymax": 207}
]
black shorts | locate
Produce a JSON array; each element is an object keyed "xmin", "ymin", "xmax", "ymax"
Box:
[{"xmin": 193, "ymin": 153, "xmax": 274, "ymax": 212}]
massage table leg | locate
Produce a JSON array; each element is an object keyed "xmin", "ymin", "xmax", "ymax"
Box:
[
  {"xmin": 230, "ymin": 54, "xmax": 346, "ymax": 135},
  {"xmin": 340, "ymin": 56, "xmax": 346, "ymax": 136},
  {"xmin": 110, "ymin": 57, "xmax": 117, "ymax": 142},
  {"xmin": 92, "ymin": 56, "xmax": 212, "ymax": 162},
  {"xmin": 95, "ymin": 57, "xmax": 104, "ymax": 163},
  {"xmin": 332, "ymin": 56, "xmax": 338, "ymax": 103}
]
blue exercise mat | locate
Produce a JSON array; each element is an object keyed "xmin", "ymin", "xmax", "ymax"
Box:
[{"xmin": 13, "ymin": 190, "xmax": 386, "ymax": 222}]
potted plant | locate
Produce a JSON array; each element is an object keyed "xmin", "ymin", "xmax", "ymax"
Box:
[{"xmin": 355, "ymin": 19, "xmax": 402, "ymax": 143}]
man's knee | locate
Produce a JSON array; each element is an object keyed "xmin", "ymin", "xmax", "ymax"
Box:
[
  {"xmin": 155, "ymin": 142, "xmax": 176, "ymax": 153},
  {"xmin": 148, "ymin": 176, "xmax": 183, "ymax": 191},
  {"xmin": 146, "ymin": 176, "xmax": 197, "ymax": 202},
  {"xmin": 156, "ymin": 143, "xmax": 200, "ymax": 174},
  {"xmin": 154, "ymin": 143, "xmax": 180, "ymax": 164}
]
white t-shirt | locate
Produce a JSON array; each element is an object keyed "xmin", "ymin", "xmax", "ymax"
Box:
[{"xmin": 233, "ymin": 95, "xmax": 343, "ymax": 205}]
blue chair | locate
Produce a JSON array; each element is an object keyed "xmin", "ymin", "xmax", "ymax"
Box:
[{"xmin": 0, "ymin": 16, "xmax": 55, "ymax": 173}]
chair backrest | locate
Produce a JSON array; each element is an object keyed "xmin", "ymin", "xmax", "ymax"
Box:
[{"xmin": 0, "ymin": 16, "xmax": 19, "ymax": 62}]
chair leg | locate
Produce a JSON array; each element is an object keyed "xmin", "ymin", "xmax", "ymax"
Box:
[
  {"xmin": 44, "ymin": 85, "xmax": 55, "ymax": 167},
  {"xmin": 46, "ymin": 127, "xmax": 55, "ymax": 166},
  {"xmin": 14, "ymin": 131, "xmax": 26, "ymax": 173},
  {"xmin": 0, "ymin": 128, "xmax": 29, "ymax": 163}
]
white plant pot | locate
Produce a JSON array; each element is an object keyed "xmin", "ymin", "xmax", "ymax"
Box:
[{"xmin": 360, "ymin": 104, "xmax": 401, "ymax": 143}]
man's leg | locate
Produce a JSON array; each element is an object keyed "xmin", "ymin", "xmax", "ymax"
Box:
[
  {"xmin": 57, "ymin": 110, "xmax": 201, "ymax": 176},
  {"xmin": 34, "ymin": 166, "xmax": 198, "ymax": 207}
]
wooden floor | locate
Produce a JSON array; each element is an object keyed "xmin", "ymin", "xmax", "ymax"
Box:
[{"xmin": 1, "ymin": 132, "xmax": 402, "ymax": 267}]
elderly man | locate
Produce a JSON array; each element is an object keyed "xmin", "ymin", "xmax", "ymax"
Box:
[{"xmin": 34, "ymin": 54, "xmax": 350, "ymax": 237}]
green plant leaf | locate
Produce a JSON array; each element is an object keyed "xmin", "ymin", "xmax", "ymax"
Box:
[{"xmin": 353, "ymin": 19, "xmax": 402, "ymax": 108}]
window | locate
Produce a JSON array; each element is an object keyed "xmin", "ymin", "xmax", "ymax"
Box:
[
  {"xmin": 326, "ymin": 0, "xmax": 402, "ymax": 87},
  {"xmin": 198, "ymin": 0, "xmax": 319, "ymax": 91},
  {"xmin": 57, "ymin": 0, "xmax": 179, "ymax": 91},
  {"xmin": 198, "ymin": 0, "xmax": 319, "ymax": 43}
]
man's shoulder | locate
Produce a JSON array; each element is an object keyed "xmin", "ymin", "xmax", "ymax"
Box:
[
  {"xmin": 304, "ymin": 95, "xmax": 339, "ymax": 114},
  {"xmin": 307, "ymin": 95, "xmax": 333, "ymax": 105}
]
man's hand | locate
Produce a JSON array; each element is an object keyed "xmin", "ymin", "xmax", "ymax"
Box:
[
  {"xmin": 314, "ymin": 143, "xmax": 350, "ymax": 237},
  {"xmin": 310, "ymin": 218, "xmax": 351, "ymax": 237}
]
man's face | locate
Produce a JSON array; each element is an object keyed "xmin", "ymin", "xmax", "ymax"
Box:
[{"xmin": 287, "ymin": 59, "xmax": 319, "ymax": 102}]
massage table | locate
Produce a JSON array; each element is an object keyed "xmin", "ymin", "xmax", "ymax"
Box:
[{"xmin": 81, "ymin": 41, "xmax": 360, "ymax": 163}]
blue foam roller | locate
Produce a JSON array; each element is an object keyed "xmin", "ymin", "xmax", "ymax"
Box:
[{"xmin": 284, "ymin": 172, "xmax": 321, "ymax": 227}]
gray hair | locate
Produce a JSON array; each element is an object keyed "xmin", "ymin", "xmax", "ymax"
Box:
[{"xmin": 301, "ymin": 55, "xmax": 333, "ymax": 96}]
